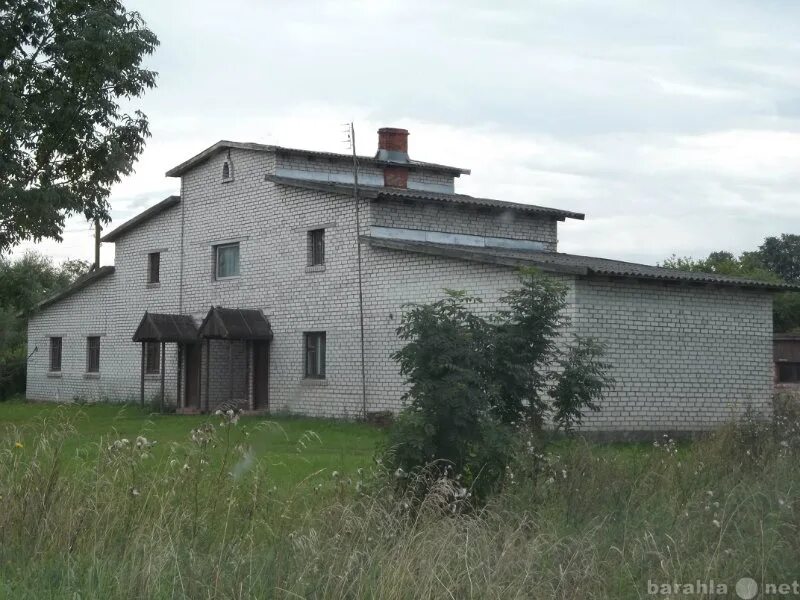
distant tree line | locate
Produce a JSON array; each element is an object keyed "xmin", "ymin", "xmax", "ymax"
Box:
[
  {"xmin": 662, "ymin": 233, "xmax": 800, "ymax": 332},
  {"xmin": 0, "ymin": 252, "xmax": 90, "ymax": 399}
]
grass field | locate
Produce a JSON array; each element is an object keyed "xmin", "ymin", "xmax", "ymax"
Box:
[
  {"xmin": 1, "ymin": 399, "xmax": 383, "ymax": 487},
  {"xmin": 1, "ymin": 397, "xmax": 799, "ymax": 598}
]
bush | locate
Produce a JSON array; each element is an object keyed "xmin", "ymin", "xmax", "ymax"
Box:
[{"xmin": 384, "ymin": 269, "xmax": 613, "ymax": 501}]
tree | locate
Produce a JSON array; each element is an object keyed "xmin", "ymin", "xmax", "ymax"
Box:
[
  {"xmin": 384, "ymin": 270, "xmax": 613, "ymax": 500},
  {"xmin": 660, "ymin": 252, "xmax": 779, "ymax": 282},
  {"xmin": 661, "ymin": 245, "xmax": 800, "ymax": 333},
  {"xmin": 0, "ymin": 251, "xmax": 89, "ymax": 398},
  {"xmin": 0, "ymin": 0, "xmax": 158, "ymax": 251},
  {"xmin": 758, "ymin": 234, "xmax": 800, "ymax": 283}
]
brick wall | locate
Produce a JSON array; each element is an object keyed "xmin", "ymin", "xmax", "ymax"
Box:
[
  {"xmin": 573, "ymin": 277, "xmax": 774, "ymax": 432},
  {"xmin": 177, "ymin": 148, "xmax": 370, "ymax": 416},
  {"xmin": 25, "ymin": 142, "xmax": 777, "ymax": 433},
  {"xmin": 275, "ymin": 154, "xmax": 456, "ymax": 192},
  {"xmin": 360, "ymin": 245, "xmax": 576, "ymax": 412},
  {"xmin": 27, "ymin": 201, "xmax": 183, "ymax": 404},
  {"xmin": 370, "ymin": 198, "xmax": 558, "ymax": 249}
]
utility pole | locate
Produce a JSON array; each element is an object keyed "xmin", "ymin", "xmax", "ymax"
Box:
[
  {"xmin": 348, "ymin": 123, "xmax": 368, "ymax": 420},
  {"xmin": 94, "ymin": 220, "xmax": 101, "ymax": 270}
]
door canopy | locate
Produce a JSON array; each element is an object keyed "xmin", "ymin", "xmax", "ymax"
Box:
[
  {"xmin": 133, "ymin": 312, "xmax": 199, "ymax": 343},
  {"xmin": 199, "ymin": 306, "xmax": 273, "ymax": 340}
]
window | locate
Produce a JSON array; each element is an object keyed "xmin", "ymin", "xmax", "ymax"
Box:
[
  {"xmin": 777, "ymin": 362, "xmax": 800, "ymax": 383},
  {"xmin": 308, "ymin": 229, "xmax": 325, "ymax": 266},
  {"xmin": 86, "ymin": 336, "xmax": 100, "ymax": 373},
  {"xmin": 215, "ymin": 243, "xmax": 240, "ymax": 279},
  {"xmin": 49, "ymin": 337, "xmax": 62, "ymax": 372},
  {"xmin": 145, "ymin": 342, "xmax": 160, "ymax": 374},
  {"xmin": 304, "ymin": 332, "xmax": 326, "ymax": 378},
  {"xmin": 148, "ymin": 252, "xmax": 160, "ymax": 284},
  {"xmin": 221, "ymin": 159, "xmax": 233, "ymax": 182}
]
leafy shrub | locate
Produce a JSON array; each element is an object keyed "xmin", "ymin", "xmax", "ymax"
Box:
[
  {"xmin": 549, "ymin": 337, "xmax": 614, "ymax": 432},
  {"xmin": 384, "ymin": 269, "xmax": 613, "ymax": 501}
]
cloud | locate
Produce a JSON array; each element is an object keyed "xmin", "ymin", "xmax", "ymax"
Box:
[{"xmin": 11, "ymin": 0, "xmax": 800, "ymax": 269}]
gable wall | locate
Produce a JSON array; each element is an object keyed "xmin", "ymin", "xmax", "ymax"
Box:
[
  {"xmin": 178, "ymin": 148, "xmax": 371, "ymax": 414},
  {"xmin": 573, "ymin": 277, "xmax": 773, "ymax": 433},
  {"xmin": 26, "ymin": 205, "xmax": 183, "ymax": 404}
]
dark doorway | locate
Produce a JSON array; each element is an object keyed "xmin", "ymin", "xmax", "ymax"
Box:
[
  {"xmin": 184, "ymin": 344, "xmax": 201, "ymax": 408},
  {"xmin": 253, "ymin": 342, "xmax": 269, "ymax": 410}
]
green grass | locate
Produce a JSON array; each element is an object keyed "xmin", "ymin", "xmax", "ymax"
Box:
[
  {"xmin": 1, "ymin": 397, "xmax": 799, "ymax": 598},
  {"xmin": 1, "ymin": 399, "xmax": 384, "ymax": 487}
]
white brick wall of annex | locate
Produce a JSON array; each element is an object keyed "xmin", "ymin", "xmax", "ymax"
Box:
[
  {"xmin": 27, "ymin": 201, "xmax": 183, "ymax": 404},
  {"xmin": 370, "ymin": 198, "xmax": 559, "ymax": 250},
  {"xmin": 573, "ymin": 277, "xmax": 774, "ymax": 433},
  {"xmin": 360, "ymin": 246, "xmax": 577, "ymax": 413}
]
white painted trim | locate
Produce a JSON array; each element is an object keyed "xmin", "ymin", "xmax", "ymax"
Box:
[
  {"xmin": 370, "ymin": 226, "xmax": 547, "ymax": 252},
  {"xmin": 274, "ymin": 167, "xmax": 454, "ymax": 193}
]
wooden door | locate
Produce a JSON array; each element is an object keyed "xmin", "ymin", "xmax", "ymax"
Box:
[
  {"xmin": 184, "ymin": 344, "xmax": 201, "ymax": 408},
  {"xmin": 253, "ymin": 342, "xmax": 269, "ymax": 410}
]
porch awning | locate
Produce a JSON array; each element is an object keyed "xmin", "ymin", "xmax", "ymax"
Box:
[
  {"xmin": 199, "ymin": 306, "xmax": 273, "ymax": 340},
  {"xmin": 133, "ymin": 312, "xmax": 199, "ymax": 343}
]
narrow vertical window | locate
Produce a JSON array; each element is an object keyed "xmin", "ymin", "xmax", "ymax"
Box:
[
  {"xmin": 308, "ymin": 229, "xmax": 325, "ymax": 266},
  {"xmin": 148, "ymin": 252, "xmax": 160, "ymax": 284},
  {"xmin": 86, "ymin": 336, "xmax": 100, "ymax": 373},
  {"xmin": 145, "ymin": 342, "xmax": 160, "ymax": 374},
  {"xmin": 221, "ymin": 159, "xmax": 233, "ymax": 182},
  {"xmin": 49, "ymin": 337, "xmax": 62, "ymax": 372},
  {"xmin": 304, "ymin": 332, "xmax": 326, "ymax": 378},
  {"xmin": 215, "ymin": 243, "xmax": 240, "ymax": 279}
]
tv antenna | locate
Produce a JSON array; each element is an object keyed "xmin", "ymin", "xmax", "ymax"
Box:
[{"xmin": 343, "ymin": 122, "xmax": 368, "ymax": 419}]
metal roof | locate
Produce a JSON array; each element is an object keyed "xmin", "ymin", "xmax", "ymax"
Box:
[
  {"xmin": 199, "ymin": 306, "xmax": 274, "ymax": 340},
  {"xmin": 266, "ymin": 175, "xmax": 585, "ymax": 221},
  {"xmin": 133, "ymin": 312, "xmax": 199, "ymax": 343},
  {"xmin": 364, "ymin": 237, "xmax": 800, "ymax": 291},
  {"xmin": 34, "ymin": 266, "xmax": 116, "ymax": 312},
  {"xmin": 165, "ymin": 140, "xmax": 470, "ymax": 178},
  {"xmin": 101, "ymin": 196, "xmax": 181, "ymax": 242}
]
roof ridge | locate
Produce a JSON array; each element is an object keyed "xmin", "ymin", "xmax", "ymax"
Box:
[{"xmin": 166, "ymin": 140, "xmax": 471, "ymax": 178}]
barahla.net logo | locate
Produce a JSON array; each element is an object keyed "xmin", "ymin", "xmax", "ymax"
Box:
[{"xmin": 648, "ymin": 577, "xmax": 800, "ymax": 598}]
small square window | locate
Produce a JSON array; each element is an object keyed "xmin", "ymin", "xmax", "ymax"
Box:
[
  {"xmin": 777, "ymin": 362, "xmax": 800, "ymax": 383},
  {"xmin": 49, "ymin": 337, "xmax": 62, "ymax": 372},
  {"xmin": 215, "ymin": 243, "xmax": 240, "ymax": 279},
  {"xmin": 304, "ymin": 332, "xmax": 326, "ymax": 378},
  {"xmin": 308, "ymin": 229, "xmax": 325, "ymax": 266},
  {"xmin": 145, "ymin": 342, "xmax": 160, "ymax": 374},
  {"xmin": 148, "ymin": 252, "xmax": 160, "ymax": 284},
  {"xmin": 86, "ymin": 336, "xmax": 100, "ymax": 373}
]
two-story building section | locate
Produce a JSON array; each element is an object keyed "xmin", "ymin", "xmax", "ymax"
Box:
[{"xmin": 25, "ymin": 127, "xmax": 797, "ymax": 435}]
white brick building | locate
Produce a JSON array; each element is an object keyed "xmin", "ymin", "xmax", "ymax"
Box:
[{"xmin": 26, "ymin": 128, "xmax": 793, "ymax": 434}]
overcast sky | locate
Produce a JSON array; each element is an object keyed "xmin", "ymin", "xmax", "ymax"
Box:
[{"xmin": 15, "ymin": 0, "xmax": 800, "ymax": 266}]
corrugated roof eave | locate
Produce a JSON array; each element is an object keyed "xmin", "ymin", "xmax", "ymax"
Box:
[
  {"xmin": 32, "ymin": 266, "xmax": 116, "ymax": 313},
  {"xmin": 100, "ymin": 195, "xmax": 180, "ymax": 242},
  {"xmin": 363, "ymin": 237, "xmax": 797, "ymax": 291}
]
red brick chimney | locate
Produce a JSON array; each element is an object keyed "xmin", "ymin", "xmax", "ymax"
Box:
[{"xmin": 376, "ymin": 127, "xmax": 409, "ymax": 188}]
